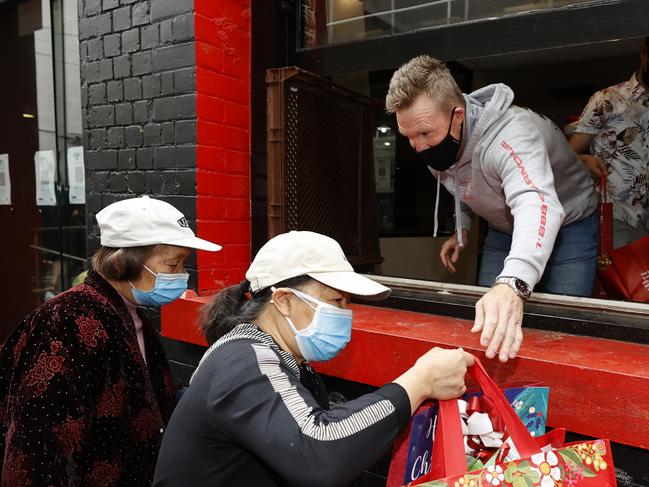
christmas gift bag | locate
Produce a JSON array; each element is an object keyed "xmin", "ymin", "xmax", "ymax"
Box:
[
  {"xmin": 597, "ymin": 175, "xmax": 649, "ymax": 303},
  {"xmin": 411, "ymin": 359, "xmax": 617, "ymax": 487},
  {"xmin": 387, "ymin": 382, "xmax": 549, "ymax": 487}
]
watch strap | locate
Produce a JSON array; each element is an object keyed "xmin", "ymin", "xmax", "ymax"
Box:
[{"xmin": 494, "ymin": 276, "xmax": 531, "ymax": 302}]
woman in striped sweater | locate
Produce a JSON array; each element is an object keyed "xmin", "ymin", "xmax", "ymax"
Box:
[{"xmin": 154, "ymin": 231, "xmax": 474, "ymax": 487}]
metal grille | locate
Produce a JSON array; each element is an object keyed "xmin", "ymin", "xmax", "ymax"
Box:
[
  {"xmin": 267, "ymin": 68, "xmax": 379, "ymax": 265},
  {"xmin": 285, "ymin": 84, "xmax": 361, "ymax": 253}
]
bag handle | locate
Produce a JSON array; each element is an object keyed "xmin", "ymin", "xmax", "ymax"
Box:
[
  {"xmin": 598, "ymin": 174, "xmax": 614, "ymax": 256},
  {"xmin": 429, "ymin": 359, "xmax": 541, "ymax": 479},
  {"xmin": 427, "ymin": 399, "xmax": 466, "ymax": 480},
  {"xmin": 599, "ymin": 174, "xmax": 608, "ymax": 204}
]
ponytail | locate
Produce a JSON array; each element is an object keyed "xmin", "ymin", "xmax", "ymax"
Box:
[{"xmin": 199, "ymin": 275, "xmax": 312, "ymax": 345}]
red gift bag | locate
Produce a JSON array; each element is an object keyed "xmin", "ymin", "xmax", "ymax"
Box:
[
  {"xmin": 387, "ymin": 382, "xmax": 548, "ymax": 487},
  {"xmin": 410, "ymin": 359, "xmax": 617, "ymax": 487},
  {"xmin": 597, "ymin": 175, "xmax": 649, "ymax": 303}
]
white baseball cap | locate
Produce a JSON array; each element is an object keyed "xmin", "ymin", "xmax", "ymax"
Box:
[
  {"xmin": 96, "ymin": 196, "xmax": 222, "ymax": 251},
  {"xmin": 246, "ymin": 231, "xmax": 390, "ymax": 301}
]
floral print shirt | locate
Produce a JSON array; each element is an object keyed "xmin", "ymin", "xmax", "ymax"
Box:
[
  {"xmin": 575, "ymin": 72, "xmax": 649, "ymax": 230},
  {"xmin": 0, "ymin": 271, "xmax": 176, "ymax": 487}
]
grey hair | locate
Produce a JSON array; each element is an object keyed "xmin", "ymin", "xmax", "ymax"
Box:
[{"xmin": 385, "ymin": 55, "xmax": 464, "ymax": 114}]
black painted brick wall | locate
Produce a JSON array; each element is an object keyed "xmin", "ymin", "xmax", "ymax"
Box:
[
  {"xmin": 79, "ymin": 0, "xmax": 198, "ymax": 286},
  {"xmin": 78, "ymin": 0, "xmax": 203, "ymax": 380}
]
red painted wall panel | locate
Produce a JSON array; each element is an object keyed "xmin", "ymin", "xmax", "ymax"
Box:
[{"xmin": 194, "ymin": 0, "xmax": 251, "ymax": 294}]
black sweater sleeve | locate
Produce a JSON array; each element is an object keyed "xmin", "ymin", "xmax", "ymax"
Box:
[{"xmin": 206, "ymin": 341, "xmax": 410, "ymax": 487}]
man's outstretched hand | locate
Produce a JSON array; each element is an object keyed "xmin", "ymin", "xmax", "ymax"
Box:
[{"xmin": 472, "ymin": 284, "xmax": 524, "ymax": 363}]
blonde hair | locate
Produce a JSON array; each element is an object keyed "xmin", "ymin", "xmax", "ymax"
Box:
[{"xmin": 385, "ymin": 55, "xmax": 464, "ymax": 113}]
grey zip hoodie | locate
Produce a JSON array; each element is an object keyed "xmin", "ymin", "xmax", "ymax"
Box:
[{"xmin": 435, "ymin": 84, "xmax": 598, "ymax": 288}]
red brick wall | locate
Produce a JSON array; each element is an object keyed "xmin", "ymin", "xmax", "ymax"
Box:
[{"xmin": 194, "ymin": 0, "xmax": 251, "ymax": 293}]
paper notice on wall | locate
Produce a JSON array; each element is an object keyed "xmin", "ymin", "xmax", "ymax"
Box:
[
  {"xmin": 34, "ymin": 150, "xmax": 57, "ymax": 206},
  {"xmin": 0, "ymin": 154, "xmax": 10, "ymax": 205},
  {"xmin": 67, "ymin": 146, "xmax": 85, "ymax": 204}
]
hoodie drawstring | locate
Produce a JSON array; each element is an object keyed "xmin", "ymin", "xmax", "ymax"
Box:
[
  {"xmin": 429, "ymin": 167, "xmax": 463, "ymax": 248},
  {"xmin": 454, "ymin": 177, "xmax": 464, "ymax": 248},
  {"xmin": 433, "ymin": 174, "xmax": 441, "ymax": 237}
]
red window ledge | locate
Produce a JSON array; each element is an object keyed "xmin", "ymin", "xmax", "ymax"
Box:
[{"xmin": 162, "ymin": 295, "xmax": 649, "ymax": 450}]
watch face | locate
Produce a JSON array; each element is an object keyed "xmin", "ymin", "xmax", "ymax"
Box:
[{"xmin": 514, "ymin": 279, "xmax": 530, "ymax": 295}]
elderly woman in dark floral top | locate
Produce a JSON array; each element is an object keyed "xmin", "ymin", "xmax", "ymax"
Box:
[{"xmin": 0, "ymin": 196, "xmax": 220, "ymax": 487}]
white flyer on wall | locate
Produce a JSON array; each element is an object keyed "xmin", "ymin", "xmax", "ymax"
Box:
[
  {"xmin": 67, "ymin": 146, "xmax": 85, "ymax": 204},
  {"xmin": 0, "ymin": 154, "xmax": 10, "ymax": 205},
  {"xmin": 35, "ymin": 150, "xmax": 57, "ymax": 206}
]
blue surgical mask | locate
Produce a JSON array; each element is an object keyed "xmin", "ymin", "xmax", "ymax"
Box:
[
  {"xmin": 274, "ymin": 287, "xmax": 353, "ymax": 362},
  {"xmin": 130, "ymin": 265, "xmax": 189, "ymax": 307}
]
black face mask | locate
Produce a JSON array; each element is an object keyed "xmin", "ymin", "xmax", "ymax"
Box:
[{"xmin": 416, "ymin": 107, "xmax": 463, "ymax": 172}]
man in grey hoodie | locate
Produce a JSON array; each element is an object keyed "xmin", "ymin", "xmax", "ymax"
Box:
[{"xmin": 386, "ymin": 55, "xmax": 599, "ymax": 363}]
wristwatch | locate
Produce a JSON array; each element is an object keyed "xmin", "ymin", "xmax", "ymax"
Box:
[{"xmin": 493, "ymin": 276, "xmax": 532, "ymax": 302}]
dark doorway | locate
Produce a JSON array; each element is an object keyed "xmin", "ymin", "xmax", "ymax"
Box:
[
  {"xmin": 0, "ymin": 0, "xmax": 86, "ymax": 341},
  {"xmin": 0, "ymin": 4, "xmax": 41, "ymax": 338}
]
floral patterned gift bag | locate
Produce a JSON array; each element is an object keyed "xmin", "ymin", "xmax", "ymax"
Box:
[
  {"xmin": 409, "ymin": 360, "xmax": 617, "ymax": 487},
  {"xmin": 387, "ymin": 383, "xmax": 549, "ymax": 487}
]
